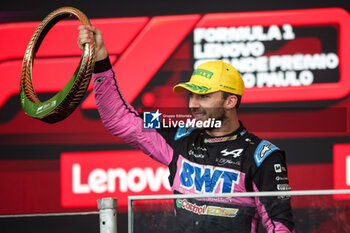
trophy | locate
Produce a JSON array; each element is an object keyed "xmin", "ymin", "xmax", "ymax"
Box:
[{"xmin": 20, "ymin": 7, "xmax": 95, "ymax": 123}]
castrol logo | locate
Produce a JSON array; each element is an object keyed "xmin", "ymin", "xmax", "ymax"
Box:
[{"xmin": 176, "ymin": 199, "xmax": 239, "ymax": 217}]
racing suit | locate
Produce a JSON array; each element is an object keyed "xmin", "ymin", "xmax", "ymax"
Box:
[{"xmin": 92, "ymin": 58, "xmax": 295, "ymax": 233}]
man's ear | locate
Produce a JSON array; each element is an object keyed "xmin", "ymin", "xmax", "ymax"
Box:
[{"xmin": 225, "ymin": 95, "xmax": 238, "ymax": 109}]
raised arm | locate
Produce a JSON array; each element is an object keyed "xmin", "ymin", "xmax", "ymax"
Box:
[{"xmin": 77, "ymin": 25, "xmax": 173, "ymax": 166}]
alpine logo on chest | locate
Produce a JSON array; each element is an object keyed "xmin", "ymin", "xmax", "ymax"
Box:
[{"xmin": 179, "ymin": 158, "xmax": 240, "ymax": 193}]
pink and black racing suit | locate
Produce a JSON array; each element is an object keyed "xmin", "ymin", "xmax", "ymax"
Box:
[{"xmin": 92, "ymin": 58, "xmax": 295, "ymax": 233}]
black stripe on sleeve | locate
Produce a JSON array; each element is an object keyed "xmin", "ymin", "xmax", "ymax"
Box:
[{"xmin": 93, "ymin": 57, "xmax": 112, "ymax": 73}]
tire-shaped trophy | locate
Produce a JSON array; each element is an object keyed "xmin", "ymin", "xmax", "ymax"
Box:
[{"xmin": 20, "ymin": 7, "xmax": 95, "ymax": 123}]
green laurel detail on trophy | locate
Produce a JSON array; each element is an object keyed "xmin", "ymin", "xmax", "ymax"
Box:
[{"xmin": 20, "ymin": 61, "xmax": 81, "ymax": 118}]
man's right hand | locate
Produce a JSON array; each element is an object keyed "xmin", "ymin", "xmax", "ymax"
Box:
[{"xmin": 78, "ymin": 25, "xmax": 108, "ymax": 61}]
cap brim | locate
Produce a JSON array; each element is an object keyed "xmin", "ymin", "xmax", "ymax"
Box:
[{"xmin": 173, "ymin": 82, "xmax": 217, "ymax": 94}]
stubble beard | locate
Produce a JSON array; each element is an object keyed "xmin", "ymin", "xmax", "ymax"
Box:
[{"xmin": 191, "ymin": 106, "xmax": 227, "ymax": 130}]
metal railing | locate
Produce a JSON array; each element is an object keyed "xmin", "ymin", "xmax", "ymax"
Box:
[
  {"xmin": 0, "ymin": 197, "xmax": 118, "ymax": 233},
  {"xmin": 128, "ymin": 189, "xmax": 350, "ymax": 233},
  {"xmin": 2, "ymin": 189, "xmax": 350, "ymax": 233}
]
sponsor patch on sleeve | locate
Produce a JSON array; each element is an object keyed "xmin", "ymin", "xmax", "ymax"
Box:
[
  {"xmin": 94, "ymin": 76, "xmax": 107, "ymax": 83},
  {"xmin": 254, "ymin": 140, "xmax": 279, "ymax": 167},
  {"xmin": 175, "ymin": 126, "xmax": 196, "ymax": 140}
]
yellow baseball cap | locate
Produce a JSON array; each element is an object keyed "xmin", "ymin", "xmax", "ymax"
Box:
[{"xmin": 173, "ymin": 60, "xmax": 244, "ymax": 96}]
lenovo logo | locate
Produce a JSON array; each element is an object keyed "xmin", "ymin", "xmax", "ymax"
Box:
[
  {"xmin": 347, "ymin": 156, "xmax": 350, "ymax": 186},
  {"xmin": 61, "ymin": 150, "xmax": 171, "ymax": 207},
  {"xmin": 333, "ymin": 144, "xmax": 350, "ymax": 199},
  {"xmin": 72, "ymin": 163, "xmax": 170, "ymax": 194}
]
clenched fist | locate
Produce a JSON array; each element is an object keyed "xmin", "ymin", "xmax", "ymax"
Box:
[{"xmin": 78, "ymin": 25, "xmax": 108, "ymax": 61}]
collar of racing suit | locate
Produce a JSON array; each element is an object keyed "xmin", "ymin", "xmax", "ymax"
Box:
[{"xmin": 202, "ymin": 121, "xmax": 247, "ymax": 140}]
